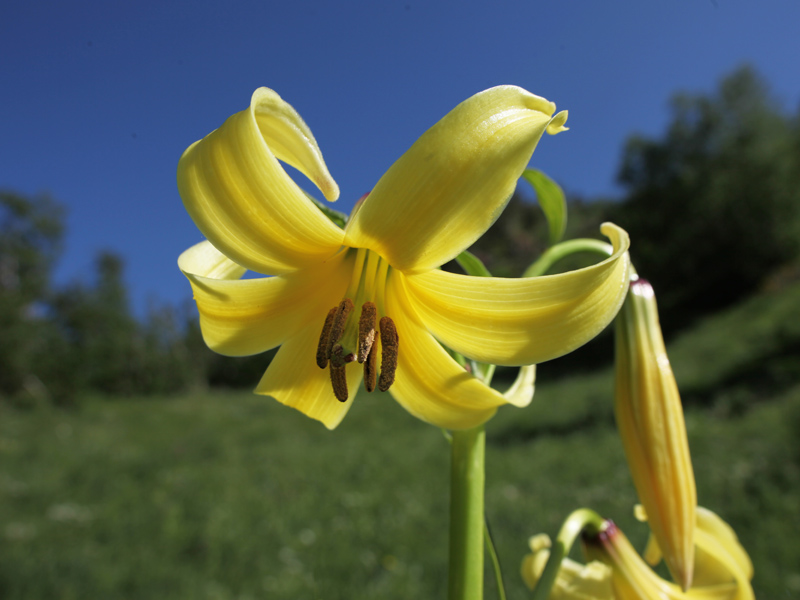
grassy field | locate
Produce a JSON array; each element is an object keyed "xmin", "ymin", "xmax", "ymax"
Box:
[{"xmin": 2, "ymin": 283, "xmax": 799, "ymax": 599}]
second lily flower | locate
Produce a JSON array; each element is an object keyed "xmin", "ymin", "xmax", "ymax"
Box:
[{"xmin": 178, "ymin": 86, "xmax": 631, "ymax": 430}]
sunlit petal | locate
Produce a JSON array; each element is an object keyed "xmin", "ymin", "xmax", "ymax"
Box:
[
  {"xmin": 181, "ymin": 249, "xmax": 352, "ymax": 356},
  {"xmin": 254, "ymin": 321, "xmax": 363, "ymax": 430},
  {"xmin": 502, "ymin": 365, "xmax": 536, "ymax": 408},
  {"xmin": 692, "ymin": 508, "xmax": 754, "ymax": 594},
  {"xmin": 178, "ymin": 87, "xmax": 344, "ymax": 275},
  {"xmin": 521, "ymin": 533, "xmax": 613, "ymax": 598},
  {"xmin": 345, "ymin": 86, "xmax": 568, "ymax": 272},
  {"xmin": 403, "ymin": 223, "xmax": 630, "ymax": 365},
  {"xmin": 178, "ymin": 240, "xmax": 247, "ymax": 280},
  {"xmin": 385, "ymin": 273, "xmax": 507, "ymax": 429}
]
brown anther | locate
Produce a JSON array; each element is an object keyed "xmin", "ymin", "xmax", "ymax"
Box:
[
  {"xmin": 326, "ymin": 298, "xmax": 354, "ymax": 359},
  {"xmin": 330, "ymin": 364, "xmax": 349, "ymax": 402},
  {"xmin": 378, "ymin": 316, "xmax": 398, "ymax": 392},
  {"xmin": 363, "ymin": 336, "xmax": 378, "ymax": 392},
  {"xmin": 329, "ymin": 344, "xmax": 347, "ymax": 368},
  {"xmin": 315, "ymin": 307, "xmax": 338, "ymax": 369},
  {"xmin": 357, "ymin": 301, "xmax": 377, "ymax": 363}
]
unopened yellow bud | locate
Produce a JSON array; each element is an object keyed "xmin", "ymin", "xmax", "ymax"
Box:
[{"xmin": 614, "ymin": 277, "xmax": 696, "ymax": 590}]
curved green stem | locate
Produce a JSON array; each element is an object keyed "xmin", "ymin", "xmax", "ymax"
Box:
[
  {"xmin": 448, "ymin": 426, "xmax": 486, "ymax": 600},
  {"xmin": 531, "ymin": 509, "xmax": 608, "ymax": 600},
  {"xmin": 484, "ymin": 517, "xmax": 507, "ymax": 600},
  {"xmin": 523, "ymin": 239, "xmax": 613, "ymax": 278}
]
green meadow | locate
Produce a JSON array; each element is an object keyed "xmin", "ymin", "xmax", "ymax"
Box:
[{"xmin": 2, "ymin": 282, "xmax": 799, "ymax": 600}]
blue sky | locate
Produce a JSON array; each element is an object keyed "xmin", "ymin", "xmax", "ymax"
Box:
[{"xmin": 2, "ymin": 1, "xmax": 800, "ymax": 316}]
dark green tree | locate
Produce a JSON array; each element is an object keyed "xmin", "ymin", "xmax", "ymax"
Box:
[
  {"xmin": 0, "ymin": 191, "xmax": 64, "ymax": 400},
  {"xmin": 611, "ymin": 65, "xmax": 800, "ymax": 330}
]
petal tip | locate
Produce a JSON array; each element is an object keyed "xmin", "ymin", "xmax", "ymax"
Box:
[{"xmin": 547, "ymin": 110, "xmax": 569, "ymax": 134}]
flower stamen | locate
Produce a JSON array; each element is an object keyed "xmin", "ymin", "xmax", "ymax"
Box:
[
  {"xmin": 326, "ymin": 298, "xmax": 354, "ymax": 358},
  {"xmin": 378, "ymin": 316, "xmax": 398, "ymax": 392},
  {"xmin": 315, "ymin": 251, "xmax": 397, "ymax": 401},
  {"xmin": 364, "ymin": 339, "xmax": 378, "ymax": 392},
  {"xmin": 330, "ymin": 351, "xmax": 349, "ymax": 402},
  {"xmin": 357, "ymin": 301, "xmax": 377, "ymax": 363},
  {"xmin": 315, "ymin": 307, "xmax": 338, "ymax": 369}
]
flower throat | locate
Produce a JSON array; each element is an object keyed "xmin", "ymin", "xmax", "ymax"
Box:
[{"xmin": 315, "ymin": 249, "xmax": 398, "ymax": 402}]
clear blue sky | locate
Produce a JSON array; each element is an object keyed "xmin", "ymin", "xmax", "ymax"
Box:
[{"xmin": 2, "ymin": 1, "xmax": 799, "ymax": 316}]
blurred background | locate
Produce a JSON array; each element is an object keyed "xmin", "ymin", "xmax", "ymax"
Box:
[{"xmin": 2, "ymin": 1, "xmax": 799, "ymax": 598}]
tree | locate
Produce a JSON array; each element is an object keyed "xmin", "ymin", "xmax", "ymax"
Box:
[
  {"xmin": 0, "ymin": 191, "xmax": 64, "ymax": 399},
  {"xmin": 611, "ymin": 66, "xmax": 800, "ymax": 330}
]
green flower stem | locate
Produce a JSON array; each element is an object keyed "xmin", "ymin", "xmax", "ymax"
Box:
[
  {"xmin": 448, "ymin": 426, "xmax": 486, "ymax": 600},
  {"xmin": 531, "ymin": 508, "xmax": 607, "ymax": 600},
  {"xmin": 523, "ymin": 239, "xmax": 613, "ymax": 278}
]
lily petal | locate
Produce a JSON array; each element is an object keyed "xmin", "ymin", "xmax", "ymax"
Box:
[
  {"xmin": 385, "ymin": 273, "xmax": 508, "ymax": 429},
  {"xmin": 403, "ymin": 223, "xmax": 630, "ymax": 366},
  {"xmin": 344, "ymin": 86, "xmax": 568, "ymax": 273},
  {"xmin": 693, "ymin": 507, "xmax": 754, "ymax": 593},
  {"xmin": 180, "ymin": 247, "xmax": 352, "ymax": 356},
  {"xmin": 503, "ymin": 365, "xmax": 537, "ymax": 408},
  {"xmin": 178, "ymin": 87, "xmax": 344, "ymax": 275},
  {"xmin": 178, "ymin": 240, "xmax": 247, "ymax": 280},
  {"xmin": 254, "ymin": 321, "xmax": 363, "ymax": 430}
]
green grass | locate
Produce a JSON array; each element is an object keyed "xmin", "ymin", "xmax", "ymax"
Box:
[{"xmin": 2, "ymin": 283, "xmax": 800, "ymax": 599}]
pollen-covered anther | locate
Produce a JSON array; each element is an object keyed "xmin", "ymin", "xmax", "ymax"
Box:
[
  {"xmin": 364, "ymin": 338, "xmax": 378, "ymax": 393},
  {"xmin": 378, "ymin": 316, "xmax": 398, "ymax": 392},
  {"xmin": 330, "ymin": 345, "xmax": 349, "ymax": 402},
  {"xmin": 315, "ymin": 307, "xmax": 338, "ymax": 369},
  {"xmin": 357, "ymin": 301, "xmax": 377, "ymax": 363},
  {"xmin": 326, "ymin": 298, "xmax": 354, "ymax": 360}
]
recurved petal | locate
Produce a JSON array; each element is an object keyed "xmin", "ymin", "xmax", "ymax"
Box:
[
  {"xmin": 402, "ymin": 223, "xmax": 630, "ymax": 366},
  {"xmin": 180, "ymin": 246, "xmax": 352, "ymax": 356},
  {"xmin": 344, "ymin": 86, "xmax": 567, "ymax": 273},
  {"xmin": 178, "ymin": 87, "xmax": 344, "ymax": 275},
  {"xmin": 692, "ymin": 508, "xmax": 753, "ymax": 594},
  {"xmin": 254, "ymin": 320, "xmax": 363, "ymax": 430},
  {"xmin": 178, "ymin": 240, "xmax": 247, "ymax": 280},
  {"xmin": 503, "ymin": 365, "xmax": 536, "ymax": 408},
  {"xmin": 384, "ymin": 273, "xmax": 508, "ymax": 430}
]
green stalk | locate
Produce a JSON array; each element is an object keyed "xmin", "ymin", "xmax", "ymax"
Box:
[
  {"xmin": 523, "ymin": 238, "xmax": 613, "ymax": 278},
  {"xmin": 448, "ymin": 426, "xmax": 486, "ymax": 600}
]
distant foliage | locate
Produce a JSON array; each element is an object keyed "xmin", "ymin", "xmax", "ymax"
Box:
[
  {"xmin": 0, "ymin": 191, "xmax": 64, "ymax": 399},
  {"xmin": 610, "ymin": 66, "xmax": 800, "ymax": 330},
  {"xmin": 472, "ymin": 65, "xmax": 800, "ymax": 338},
  {"xmin": 0, "ymin": 191, "xmax": 274, "ymax": 405}
]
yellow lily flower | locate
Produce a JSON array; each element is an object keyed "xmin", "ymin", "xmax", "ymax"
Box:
[
  {"xmin": 614, "ymin": 276, "xmax": 697, "ymax": 589},
  {"xmin": 522, "ymin": 509, "xmax": 753, "ymax": 600},
  {"xmin": 521, "ymin": 533, "xmax": 613, "ymax": 599},
  {"xmin": 177, "ymin": 86, "xmax": 631, "ymax": 429},
  {"xmin": 582, "ymin": 510, "xmax": 754, "ymax": 600}
]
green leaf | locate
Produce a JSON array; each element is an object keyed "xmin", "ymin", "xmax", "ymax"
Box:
[
  {"xmin": 455, "ymin": 250, "xmax": 491, "ymax": 277},
  {"xmin": 520, "ymin": 169, "xmax": 567, "ymax": 246}
]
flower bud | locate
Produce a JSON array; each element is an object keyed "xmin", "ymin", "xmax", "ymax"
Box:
[{"xmin": 614, "ymin": 277, "xmax": 696, "ymax": 590}]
